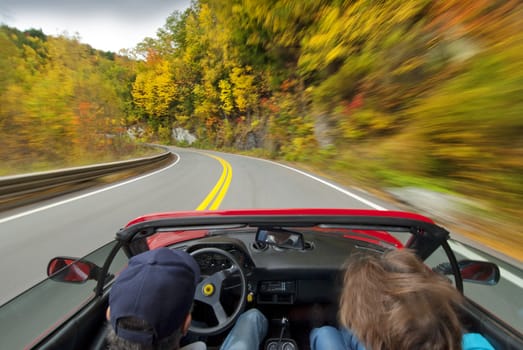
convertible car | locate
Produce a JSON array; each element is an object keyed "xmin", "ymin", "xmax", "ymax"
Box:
[{"xmin": 0, "ymin": 208, "xmax": 521, "ymax": 349}]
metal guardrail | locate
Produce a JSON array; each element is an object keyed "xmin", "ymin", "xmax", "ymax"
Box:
[{"xmin": 0, "ymin": 151, "xmax": 175, "ymax": 211}]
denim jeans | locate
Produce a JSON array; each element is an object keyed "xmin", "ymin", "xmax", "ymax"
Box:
[
  {"xmin": 310, "ymin": 326, "xmax": 365, "ymax": 350},
  {"xmin": 310, "ymin": 326, "xmax": 495, "ymax": 350},
  {"xmin": 220, "ymin": 308, "xmax": 268, "ymax": 350}
]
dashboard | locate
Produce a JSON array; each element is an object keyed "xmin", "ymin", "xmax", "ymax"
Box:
[
  {"xmin": 180, "ymin": 231, "xmax": 363, "ymax": 306},
  {"xmin": 175, "ymin": 229, "xmax": 381, "ymax": 349}
]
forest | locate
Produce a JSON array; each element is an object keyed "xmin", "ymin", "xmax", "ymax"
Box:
[{"xmin": 0, "ymin": 0, "xmax": 521, "ymax": 254}]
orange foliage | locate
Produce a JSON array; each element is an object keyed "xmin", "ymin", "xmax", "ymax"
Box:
[
  {"xmin": 428, "ymin": 0, "xmax": 522, "ymax": 42},
  {"xmin": 146, "ymin": 48, "xmax": 162, "ymax": 65},
  {"xmin": 280, "ymin": 79, "xmax": 297, "ymax": 92},
  {"xmin": 78, "ymin": 101, "xmax": 92, "ymax": 116},
  {"xmin": 205, "ymin": 116, "xmax": 219, "ymax": 128}
]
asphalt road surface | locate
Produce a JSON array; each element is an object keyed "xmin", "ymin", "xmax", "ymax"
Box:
[{"xmin": 0, "ymin": 148, "xmax": 521, "ymax": 332}]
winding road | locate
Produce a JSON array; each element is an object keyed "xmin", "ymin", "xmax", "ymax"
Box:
[{"xmin": 0, "ymin": 148, "xmax": 521, "ymax": 332}]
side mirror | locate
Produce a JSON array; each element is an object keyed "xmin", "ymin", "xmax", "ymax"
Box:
[
  {"xmin": 433, "ymin": 260, "xmax": 500, "ymax": 286},
  {"xmin": 47, "ymin": 257, "xmax": 100, "ymax": 284},
  {"xmin": 458, "ymin": 260, "xmax": 500, "ymax": 285},
  {"xmin": 255, "ymin": 227, "xmax": 305, "ymax": 250}
]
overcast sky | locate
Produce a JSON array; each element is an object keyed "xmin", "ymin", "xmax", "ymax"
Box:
[{"xmin": 0, "ymin": 0, "xmax": 191, "ymax": 52}]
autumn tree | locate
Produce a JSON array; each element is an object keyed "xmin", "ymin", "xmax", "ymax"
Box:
[{"xmin": 0, "ymin": 26, "xmax": 135, "ymax": 170}]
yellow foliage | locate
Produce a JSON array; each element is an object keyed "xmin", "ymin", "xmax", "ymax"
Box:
[
  {"xmin": 229, "ymin": 66, "xmax": 257, "ymax": 113},
  {"xmin": 219, "ymin": 79, "xmax": 234, "ymax": 114},
  {"xmin": 132, "ymin": 59, "xmax": 176, "ymax": 118}
]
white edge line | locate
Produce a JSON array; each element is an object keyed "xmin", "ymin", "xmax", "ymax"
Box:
[
  {"xmin": 449, "ymin": 241, "xmax": 523, "ymax": 289},
  {"xmin": 253, "ymin": 156, "xmax": 523, "ymax": 288},
  {"xmin": 256, "ymin": 158, "xmax": 387, "ymax": 211},
  {"xmin": 0, "ymin": 153, "xmax": 180, "ymax": 225}
]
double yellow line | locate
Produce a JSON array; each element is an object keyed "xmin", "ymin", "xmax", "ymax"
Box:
[{"xmin": 195, "ymin": 154, "xmax": 233, "ymax": 210}]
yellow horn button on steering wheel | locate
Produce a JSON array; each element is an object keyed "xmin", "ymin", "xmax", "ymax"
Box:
[{"xmin": 203, "ymin": 283, "xmax": 215, "ymax": 296}]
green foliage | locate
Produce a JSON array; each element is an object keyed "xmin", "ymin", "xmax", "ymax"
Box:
[
  {"xmin": 409, "ymin": 49, "xmax": 523, "ymax": 178},
  {"xmin": 374, "ymin": 168, "xmax": 453, "ymax": 194}
]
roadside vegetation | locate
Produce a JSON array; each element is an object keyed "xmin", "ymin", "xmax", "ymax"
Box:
[
  {"xmin": 0, "ymin": 0, "xmax": 521, "ymax": 259},
  {"xmin": 0, "ymin": 27, "xmax": 158, "ymax": 175}
]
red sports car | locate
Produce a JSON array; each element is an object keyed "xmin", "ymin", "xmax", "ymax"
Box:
[{"xmin": 0, "ymin": 208, "xmax": 521, "ymax": 349}]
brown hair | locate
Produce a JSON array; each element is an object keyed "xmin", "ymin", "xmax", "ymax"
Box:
[
  {"xmin": 106, "ymin": 317, "xmax": 182, "ymax": 350},
  {"xmin": 338, "ymin": 249, "xmax": 464, "ymax": 350}
]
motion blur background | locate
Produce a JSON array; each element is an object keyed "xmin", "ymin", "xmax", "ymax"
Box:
[{"xmin": 0, "ymin": 0, "xmax": 521, "ymax": 259}]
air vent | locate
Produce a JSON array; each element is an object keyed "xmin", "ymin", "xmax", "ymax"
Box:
[{"xmin": 251, "ymin": 241, "xmax": 268, "ymax": 251}]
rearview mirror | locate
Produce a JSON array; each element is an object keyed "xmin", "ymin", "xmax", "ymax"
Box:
[
  {"xmin": 47, "ymin": 257, "xmax": 100, "ymax": 284},
  {"xmin": 255, "ymin": 228, "xmax": 304, "ymax": 250}
]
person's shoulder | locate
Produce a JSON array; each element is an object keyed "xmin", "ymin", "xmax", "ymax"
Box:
[{"xmin": 462, "ymin": 333, "xmax": 495, "ymax": 350}]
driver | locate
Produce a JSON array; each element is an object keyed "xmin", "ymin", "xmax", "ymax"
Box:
[{"xmin": 106, "ymin": 247, "xmax": 267, "ymax": 350}]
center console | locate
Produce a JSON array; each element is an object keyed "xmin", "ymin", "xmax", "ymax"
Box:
[{"xmin": 258, "ymin": 281, "xmax": 296, "ymax": 304}]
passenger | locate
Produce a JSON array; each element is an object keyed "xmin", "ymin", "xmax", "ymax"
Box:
[
  {"xmin": 106, "ymin": 247, "xmax": 267, "ymax": 350},
  {"xmin": 310, "ymin": 249, "xmax": 495, "ymax": 350}
]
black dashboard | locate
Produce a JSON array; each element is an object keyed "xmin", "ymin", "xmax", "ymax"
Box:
[
  {"xmin": 179, "ymin": 230, "xmax": 368, "ymax": 306},
  {"xmin": 172, "ymin": 229, "xmax": 386, "ymax": 350}
]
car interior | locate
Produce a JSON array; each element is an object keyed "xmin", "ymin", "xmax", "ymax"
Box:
[{"xmin": 27, "ymin": 215, "xmax": 523, "ymax": 350}]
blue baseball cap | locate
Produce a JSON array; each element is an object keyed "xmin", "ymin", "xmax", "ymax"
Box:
[{"xmin": 109, "ymin": 248, "xmax": 200, "ymax": 344}]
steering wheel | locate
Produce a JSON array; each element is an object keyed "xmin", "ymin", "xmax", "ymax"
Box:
[{"xmin": 189, "ymin": 247, "xmax": 247, "ymax": 335}]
